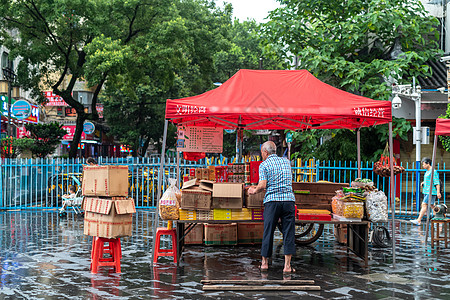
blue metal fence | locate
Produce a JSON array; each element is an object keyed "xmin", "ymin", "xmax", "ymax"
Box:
[{"xmin": 1, "ymin": 157, "xmax": 447, "ymax": 217}]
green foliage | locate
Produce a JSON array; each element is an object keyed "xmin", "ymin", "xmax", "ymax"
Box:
[
  {"xmin": 25, "ymin": 122, "xmax": 67, "ymax": 158},
  {"xmin": 262, "ymin": 0, "xmax": 441, "ymax": 100},
  {"xmin": 263, "ymin": 0, "xmax": 427, "ymax": 160},
  {"xmin": 103, "ymin": 0, "xmax": 232, "ymax": 155},
  {"xmin": 439, "ymin": 106, "xmax": 450, "ymax": 151},
  {"xmin": 0, "ymin": 0, "xmax": 175, "ymax": 157},
  {"xmin": 290, "ymin": 117, "xmax": 412, "ymax": 162},
  {"xmin": 13, "ymin": 138, "xmax": 35, "ymax": 154},
  {"xmin": 213, "ymin": 20, "xmax": 287, "ymax": 83},
  {"xmin": 290, "ymin": 129, "xmax": 329, "ymax": 160}
]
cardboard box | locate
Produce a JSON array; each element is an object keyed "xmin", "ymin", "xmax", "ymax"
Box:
[
  {"xmin": 208, "ymin": 166, "xmax": 216, "ymax": 181},
  {"xmin": 182, "ymin": 178, "xmax": 198, "ymax": 189},
  {"xmin": 334, "ymin": 224, "xmax": 348, "ymax": 244},
  {"xmin": 212, "ymin": 183, "xmax": 243, "ymax": 209},
  {"xmin": 202, "ymin": 169, "xmax": 209, "ymax": 180},
  {"xmin": 252, "ymin": 208, "xmax": 264, "ymax": 220},
  {"xmin": 231, "ymin": 208, "xmax": 252, "ymax": 220},
  {"xmin": 82, "ymin": 165, "xmax": 129, "ymax": 197},
  {"xmin": 185, "ymin": 224, "xmax": 203, "ymax": 245},
  {"xmin": 179, "ymin": 209, "xmax": 196, "ymax": 220},
  {"xmin": 213, "ymin": 208, "xmax": 232, "ymax": 220},
  {"xmin": 238, "ymin": 222, "xmax": 264, "ymax": 244},
  {"xmin": 197, "ymin": 210, "xmax": 214, "ymax": 221},
  {"xmin": 199, "ymin": 180, "xmax": 214, "ymax": 192},
  {"xmin": 181, "ymin": 187, "xmax": 211, "ymax": 211},
  {"xmin": 245, "ymin": 187, "xmax": 265, "ymax": 208},
  {"xmin": 215, "ymin": 166, "xmax": 227, "ymax": 182},
  {"xmin": 195, "ymin": 169, "xmax": 202, "ymax": 180},
  {"xmin": 204, "ymin": 223, "xmax": 237, "ymax": 245},
  {"xmin": 83, "ymin": 197, "xmax": 136, "ymax": 238}
]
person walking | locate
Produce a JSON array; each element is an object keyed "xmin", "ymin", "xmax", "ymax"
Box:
[
  {"xmin": 411, "ymin": 157, "xmax": 441, "ymax": 225},
  {"xmin": 248, "ymin": 141, "xmax": 296, "ymax": 273}
]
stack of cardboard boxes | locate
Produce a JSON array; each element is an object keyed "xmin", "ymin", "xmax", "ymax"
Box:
[
  {"xmin": 82, "ymin": 165, "xmax": 136, "ymax": 238},
  {"xmin": 180, "ymin": 178, "xmax": 265, "ymax": 245}
]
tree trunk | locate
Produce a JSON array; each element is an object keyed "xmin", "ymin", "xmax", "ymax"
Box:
[
  {"xmin": 140, "ymin": 137, "xmax": 150, "ymax": 157},
  {"xmin": 69, "ymin": 113, "xmax": 87, "ymax": 158}
]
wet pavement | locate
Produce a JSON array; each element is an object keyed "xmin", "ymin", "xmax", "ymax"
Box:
[{"xmin": 0, "ymin": 210, "xmax": 449, "ymax": 299}]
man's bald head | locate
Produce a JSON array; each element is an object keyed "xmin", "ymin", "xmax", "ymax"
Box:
[{"xmin": 261, "ymin": 141, "xmax": 276, "ymax": 155}]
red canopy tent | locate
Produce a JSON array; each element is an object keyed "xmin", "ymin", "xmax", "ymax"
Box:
[
  {"xmin": 153, "ymin": 70, "xmax": 398, "ymax": 265},
  {"xmin": 166, "ymin": 69, "xmax": 392, "ymax": 130}
]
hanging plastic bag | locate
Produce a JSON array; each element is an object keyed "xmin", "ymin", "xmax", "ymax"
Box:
[
  {"xmin": 373, "ymin": 142, "xmax": 405, "ymax": 177},
  {"xmin": 159, "ymin": 178, "xmax": 180, "ymax": 220}
]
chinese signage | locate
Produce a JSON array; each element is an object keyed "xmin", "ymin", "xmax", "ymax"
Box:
[
  {"xmin": 1, "ymin": 96, "xmax": 39, "ymax": 123},
  {"xmin": 83, "ymin": 122, "xmax": 95, "ymax": 134},
  {"xmin": 177, "ymin": 126, "xmax": 223, "ymax": 153},
  {"xmin": 62, "ymin": 125, "xmax": 86, "ymax": 141},
  {"xmin": 16, "ymin": 126, "xmax": 30, "ymax": 138},
  {"xmin": 65, "ymin": 105, "xmax": 103, "ymax": 117},
  {"xmin": 43, "ymin": 91, "xmax": 68, "ymax": 106}
]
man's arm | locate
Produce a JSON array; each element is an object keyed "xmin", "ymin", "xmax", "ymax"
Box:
[{"xmin": 248, "ymin": 180, "xmax": 267, "ymax": 194}]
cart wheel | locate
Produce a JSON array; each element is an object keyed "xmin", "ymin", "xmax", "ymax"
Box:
[{"xmin": 295, "ymin": 223, "xmax": 324, "ymax": 245}]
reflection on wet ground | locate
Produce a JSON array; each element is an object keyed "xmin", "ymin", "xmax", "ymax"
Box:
[{"xmin": 0, "ymin": 210, "xmax": 449, "ymax": 299}]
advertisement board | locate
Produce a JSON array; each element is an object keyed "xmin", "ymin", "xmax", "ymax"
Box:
[
  {"xmin": 1, "ymin": 96, "xmax": 39, "ymax": 123},
  {"xmin": 62, "ymin": 125, "xmax": 86, "ymax": 141},
  {"xmin": 177, "ymin": 125, "xmax": 223, "ymax": 153}
]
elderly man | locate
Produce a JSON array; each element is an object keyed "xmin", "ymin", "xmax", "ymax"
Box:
[{"xmin": 248, "ymin": 141, "xmax": 296, "ymax": 273}]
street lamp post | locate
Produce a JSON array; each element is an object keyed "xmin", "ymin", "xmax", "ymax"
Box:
[
  {"xmin": 2, "ymin": 67, "xmax": 16, "ymax": 137},
  {"xmin": 392, "ymin": 78, "xmax": 422, "ymax": 212}
]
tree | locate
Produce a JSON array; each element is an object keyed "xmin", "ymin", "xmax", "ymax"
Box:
[
  {"xmin": 101, "ymin": 1, "xmax": 233, "ymax": 156},
  {"xmin": 213, "ymin": 19, "xmax": 288, "ymax": 84},
  {"xmin": 262, "ymin": 0, "xmax": 440, "ymax": 99},
  {"xmin": 0, "ymin": 0, "xmax": 173, "ymax": 158},
  {"xmin": 262, "ymin": 0, "xmax": 438, "ymax": 160},
  {"xmin": 25, "ymin": 122, "xmax": 67, "ymax": 157}
]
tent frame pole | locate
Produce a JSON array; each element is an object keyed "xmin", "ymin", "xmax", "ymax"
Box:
[
  {"xmin": 389, "ymin": 122, "xmax": 396, "ymax": 266},
  {"xmin": 424, "ymin": 135, "xmax": 438, "ymax": 245},
  {"xmin": 151, "ymin": 119, "xmax": 169, "ymax": 265},
  {"xmin": 357, "ymin": 128, "xmax": 361, "ymax": 178}
]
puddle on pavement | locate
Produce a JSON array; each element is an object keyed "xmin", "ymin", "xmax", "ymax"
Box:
[{"xmin": 0, "ymin": 210, "xmax": 449, "ymax": 299}]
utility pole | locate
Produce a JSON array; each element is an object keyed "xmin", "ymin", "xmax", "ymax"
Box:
[{"xmin": 2, "ymin": 66, "xmax": 16, "ymax": 137}]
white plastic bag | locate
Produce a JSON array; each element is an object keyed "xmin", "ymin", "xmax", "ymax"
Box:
[
  {"xmin": 159, "ymin": 178, "xmax": 180, "ymax": 220},
  {"xmin": 365, "ymin": 191, "xmax": 388, "ymax": 222}
]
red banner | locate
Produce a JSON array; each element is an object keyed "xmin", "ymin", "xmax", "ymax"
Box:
[
  {"xmin": 43, "ymin": 91, "xmax": 68, "ymax": 106},
  {"xmin": 62, "ymin": 125, "xmax": 86, "ymax": 141},
  {"xmin": 16, "ymin": 126, "xmax": 30, "ymax": 138}
]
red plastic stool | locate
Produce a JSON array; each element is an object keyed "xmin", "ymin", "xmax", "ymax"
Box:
[
  {"xmin": 90, "ymin": 237, "xmax": 122, "ymax": 273},
  {"xmin": 91, "ymin": 237, "xmax": 122, "ymax": 260},
  {"xmin": 153, "ymin": 227, "xmax": 177, "ymax": 263}
]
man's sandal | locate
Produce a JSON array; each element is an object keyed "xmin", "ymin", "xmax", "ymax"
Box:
[{"xmin": 283, "ymin": 267, "xmax": 296, "ymax": 273}]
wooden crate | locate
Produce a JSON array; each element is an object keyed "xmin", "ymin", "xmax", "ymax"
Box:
[
  {"xmin": 295, "ymin": 193, "xmax": 334, "ymax": 208},
  {"xmin": 292, "ymin": 182, "xmax": 349, "ymax": 194}
]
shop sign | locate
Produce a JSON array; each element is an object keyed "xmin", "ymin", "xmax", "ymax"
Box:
[
  {"xmin": 83, "ymin": 121, "xmax": 95, "ymax": 135},
  {"xmin": 285, "ymin": 132, "xmax": 293, "ymax": 143},
  {"xmin": 17, "ymin": 126, "xmax": 31, "ymax": 138},
  {"xmin": 11, "ymin": 100, "xmax": 32, "ymax": 120},
  {"xmin": 1, "ymin": 96, "xmax": 39, "ymax": 123},
  {"xmin": 177, "ymin": 125, "xmax": 223, "ymax": 153},
  {"xmin": 65, "ymin": 107, "xmax": 89, "ymax": 117},
  {"xmin": 62, "ymin": 125, "xmax": 86, "ymax": 141},
  {"xmin": 96, "ymin": 104, "xmax": 103, "ymax": 118},
  {"xmin": 43, "ymin": 91, "xmax": 68, "ymax": 106}
]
